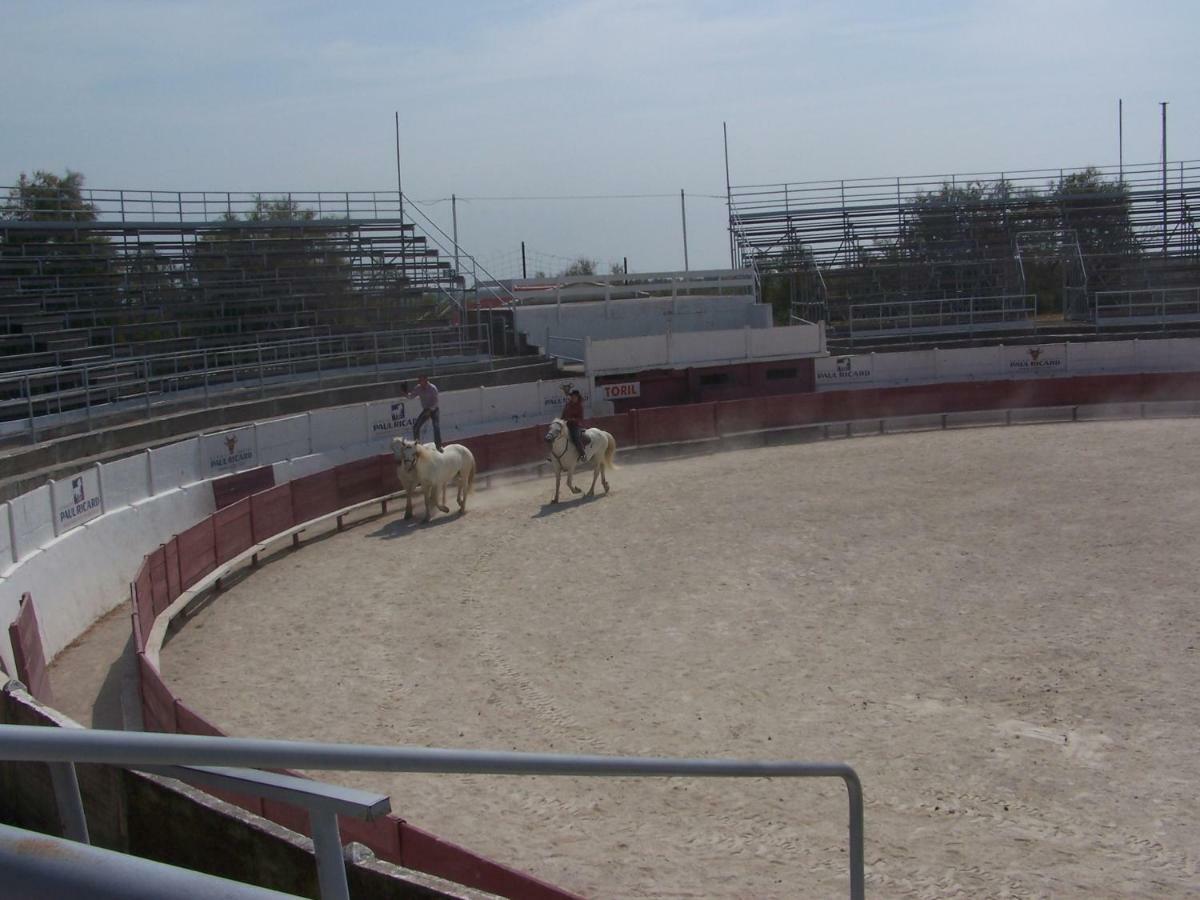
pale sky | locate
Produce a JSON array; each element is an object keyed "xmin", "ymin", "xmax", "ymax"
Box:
[{"xmin": 2, "ymin": 0, "xmax": 1197, "ymax": 276}]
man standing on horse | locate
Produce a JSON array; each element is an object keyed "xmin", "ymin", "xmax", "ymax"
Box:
[
  {"xmin": 401, "ymin": 374, "xmax": 444, "ymax": 451},
  {"xmin": 560, "ymin": 384, "xmax": 590, "ymax": 460}
]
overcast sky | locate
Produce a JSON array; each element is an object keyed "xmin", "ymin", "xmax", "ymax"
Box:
[{"xmin": 3, "ymin": 0, "xmax": 1197, "ymax": 276}]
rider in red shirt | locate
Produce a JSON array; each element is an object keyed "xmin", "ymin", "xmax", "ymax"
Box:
[{"xmin": 561, "ymin": 386, "xmax": 589, "ymax": 458}]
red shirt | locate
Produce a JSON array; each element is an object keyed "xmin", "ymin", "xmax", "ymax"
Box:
[{"xmin": 562, "ymin": 396, "xmax": 584, "ymax": 424}]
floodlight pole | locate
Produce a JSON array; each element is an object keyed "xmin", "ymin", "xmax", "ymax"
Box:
[
  {"xmin": 1160, "ymin": 101, "xmax": 1168, "ymax": 256},
  {"xmin": 1118, "ymin": 98, "xmax": 1123, "ymax": 181},
  {"xmin": 724, "ymin": 122, "xmax": 734, "ymax": 268},
  {"xmin": 395, "ymin": 111, "xmax": 406, "ymax": 283},
  {"xmin": 680, "ymin": 189, "xmax": 690, "ymax": 272}
]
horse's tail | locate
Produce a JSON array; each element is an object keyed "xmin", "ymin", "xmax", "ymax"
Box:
[
  {"xmin": 603, "ymin": 432, "xmax": 617, "ymax": 469},
  {"xmin": 465, "ymin": 452, "xmax": 477, "ymax": 495}
]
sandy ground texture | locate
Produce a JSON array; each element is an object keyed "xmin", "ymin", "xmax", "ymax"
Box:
[{"xmin": 159, "ymin": 419, "xmax": 1200, "ymax": 899}]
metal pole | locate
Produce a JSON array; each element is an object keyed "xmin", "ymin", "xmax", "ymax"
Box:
[
  {"xmin": 309, "ymin": 810, "xmax": 351, "ymax": 900},
  {"xmin": 202, "ymin": 350, "xmax": 209, "ymax": 406},
  {"xmin": 1118, "ymin": 98, "xmax": 1123, "ymax": 180},
  {"xmin": 48, "ymin": 762, "xmax": 90, "ymax": 844},
  {"xmin": 1161, "ymin": 101, "xmax": 1168, "ymax": 256},
  {"xmin": 680, "ymin": 189, "xmax": 690, "ymax": 272},
  {"xmin": 451, "ymin": 194, "xmax": 460, "ymax": 279},
  {"xmin": 395, "ymin": 111, "xmax": 406, "ymax": 285},
  {"xmin": 521, "ymin": 241, "xmax": 527, "ymax": 279},
  {"xmin": 723, "ymin": 121, "xmax": 734, "ymax": 268}
]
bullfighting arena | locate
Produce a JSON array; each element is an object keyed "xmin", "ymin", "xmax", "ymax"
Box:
[{"xmin": 158, "ymin": 419, "xmax": 1200, "ymax": 898}]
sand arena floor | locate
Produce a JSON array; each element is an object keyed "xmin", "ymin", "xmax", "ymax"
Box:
[{"xmin": 161, "ymin": 419, "xmax": 1200, "ymax": 899}]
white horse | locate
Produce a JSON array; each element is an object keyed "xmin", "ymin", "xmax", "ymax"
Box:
[
  {"xmin": 389, "ymin": 437, "xmax": 432, "ymax": 519},
  {"xmin": 391, "ymin": 438, "xmax": 476, "ymax": 522},
  {"xmin": 544, "ymin": 418, "xmax": 617, "ymax": 503}
]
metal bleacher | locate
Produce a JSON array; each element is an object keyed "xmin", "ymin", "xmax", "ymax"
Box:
[
  {"xmin": 0, "ymin": 186, "xmax": 527, "ymax": 440},
  {"xmin": 731, "ymin": 160, "xmax": 1200, "ymax": 341}
]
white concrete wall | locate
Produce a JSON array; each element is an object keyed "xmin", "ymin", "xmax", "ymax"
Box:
[
  {"xmin": 0, "ymin": 486, "xmax": 215, "ymax": 665},
  {"xmin": 513, "ymin": 295, "xmax": 767, "ymax": 349},
  {"xmin": 586, "ymin": 324, "xmax": 825, "ymax": 375},
  {"xmin": 815, "ymin": 338, "xmax": 1200, "ymax": 391}
]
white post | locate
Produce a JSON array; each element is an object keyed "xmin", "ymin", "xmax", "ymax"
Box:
[
  {"xmin": 49, "ymin": 480, "xmax": 60, "ymax": 538},
  {"xmin": 95, "ymin": 462, "xmax": 106, "ymax": 516},
  {"xmin": 6, "ymin": 502, "xmax": 17, "ymax": 564},
  {"xmin": 744, "ymin": 325, "xmax": 752, "ymax": 360},
  {"xmin": 145, "ymin": 449, "xmax": 154, "ymax": 497}
]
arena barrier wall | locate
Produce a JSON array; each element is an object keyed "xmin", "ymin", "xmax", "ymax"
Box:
[
  {"xmin": 7, "ymin": 363, "xmax": 1200, "ymax": 898},
  {"xmin": 7, "ymin": 593, "xmax": 52, "ymax": 705}
]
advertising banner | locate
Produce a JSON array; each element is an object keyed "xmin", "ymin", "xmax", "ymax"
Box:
[
  {"xmin": 53, "ymin": 468, "xmax": 103, "ymax": 534},
  {"xmin": 600, "ymin": 381, "xmax": 641, "ymax": 401},
  {"xmin": 203, "ymin": 426, "xmax": 257, "ymax": 474},
  {"xmin": 815, "ymin": 355, "xmax": 874, "ymax": 387},
  {"xmin": 367, "ymin": 398, "xmax": 420, "ymax": 439},
  {"xmin": 540, "ymin": 379, "xmax": 593, "ymax": 416},
  {"xmin": 1003, "ymin": 344, "xmax": 1067, "ymax": 376}
]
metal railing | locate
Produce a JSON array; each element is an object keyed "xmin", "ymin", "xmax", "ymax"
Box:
[
  {"xmin": 1094, "ymin": 286, "xmax": 1200, "ymax": 326},
  {"xmin": 844, "ymin": 294, "xmax": 1037, "ymax": 345},
  {"xmin": 0, "ymin": 324, "xmax": 492, "ymax": 439},
  {"xmin": 545, "ymin": 334, "xmax": 586, "ymax": 364},
  {"xmin": 0, "ymin": 724, "xmax": 866, "ymax": 900},
  {"xmin": 509, "ymin": 269, "xmax": 756, "ymax": 305}
]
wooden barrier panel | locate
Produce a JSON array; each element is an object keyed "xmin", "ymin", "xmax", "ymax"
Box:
[
  {"xmin": 290, "ymin": 469, "xmax": 339, "ymax": 524},
  {"xmin": 486, "ymin": 426, "xmax": 545, "ymax": 470},
  {"xmin": 211, "ymin": 465, "xmax": 275, "ymax": 510},
  {"xmin": 8, "ymin": 593, "xmax": 54, "ymax": 705},
  {"xmin": 147, "ymin": 546, "xmax": 170, "ymax": 618},
  {"xmin": 378, "ymin": 453, "xmax": 401, "ymax": 496},
  {"xmin": 337, "ymin": 814, "xmax": 403, "ymax": 863},
  {"xmin": 260, "ymin": 798, "xmax": 311, "ymax": 838},
  {"xmin": 633, "ymin": 403, "xmax": 718, "ymax": 445},
  {"xmin": 133, "ymin": 566, "xmax": 154, "ymax": 648},
  {"xmin": 335, "ymin": 458, "xmax": 383, "ymax": 507},
  {"xmin": 453, "ymin": 435, "xmax": 490, "ymax": 474},
  {"xmin": 138, "ymin": 652, "xmax": 177, "ymax": 733},
  {"xmin": 250, "ymin": 483, "xmax": 295, "ymax": 545},
  {"xmin": 177, "ymin": 518, "xmax": 217, "ymax": 591},
  {"xmin": 589, "ymin": 412, "xmax": 634, "ymax": 448},
  {"xmin": 163, "ymin": 537, "xmax": 182, "ymax": 604},
  {"xmin": 399, "ymin": 822, "xmax": 580, "ymax": 900},
  {"xmin": 214, "ymin": 498, "xmax": 253, "ymax": 564}
]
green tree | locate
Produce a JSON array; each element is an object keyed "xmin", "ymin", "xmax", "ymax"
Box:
[
  {"xmin": 190, "ymin": 194, "xmax": 352, "ymax": 328},
  {"xmin": 1, "ymin": 170, "xmax": 113, "ymax": 300},
  {"xmin": 559, "ymin": 257, "xmax": 597, "ymax": 276}
]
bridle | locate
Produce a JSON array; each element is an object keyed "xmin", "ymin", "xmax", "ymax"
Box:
[{"xmin": 545, "ymin": 421, "xmax": 570, "ymax": 464}]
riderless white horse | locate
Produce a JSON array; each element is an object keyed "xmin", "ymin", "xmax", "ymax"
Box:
[
  {"xmin": 543, "ymin": 418, "xmax": 617, "ymax": 503},
  {"xmin": 391, "ymin": 438, "xmax": 476, "ymax": 522}
]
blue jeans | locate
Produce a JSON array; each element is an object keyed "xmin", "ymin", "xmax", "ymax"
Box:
[{"xmin": 414, "ymin": 407, "xmax": 442, "ymax": 449}]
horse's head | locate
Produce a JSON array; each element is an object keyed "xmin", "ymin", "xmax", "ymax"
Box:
[
  {"xmin": 393, "ymin": 437, "xmax": 422, "ymax": 470},
  {"xmin": 544, "ymin": 418, "xmax": 566, "ymax": 444}
]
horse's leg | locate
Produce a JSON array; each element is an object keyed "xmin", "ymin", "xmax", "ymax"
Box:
[
  {"xmin": 586, "ymin": 459, "xmax": 600, "ymax": 497},
  {"xmin": 567, "ymin": 459, "xmax": 582, "ymax": 494},
  {"xmin": 404, "ymin": 486, "xmax": 413, "ymax": 519},
  {"xmin": 457, "ymin": 468, "xmax": 467, "ymax": 512},
  {"xmin": 437, "ymin": 479, "xmax": 450, "ymax": 513},
  {"xmin": 422, "ymin": 485, "xmax": 435, "ymax": 522},
  {"xmin": 552, "ymin": 467, "xmax": 561, "ymax": 503}
]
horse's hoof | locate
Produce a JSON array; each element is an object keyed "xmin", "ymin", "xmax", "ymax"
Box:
[
  {"xmin": 571, "ymin": 487, "xmax": 582, "ymax": 494},
  {"xmin": 403, "ymin": 512, "xmax": 413, "ymax": 520},
  {"xmin": 585, "ymin": 491, "xmax": 595, "ymax": 498}
]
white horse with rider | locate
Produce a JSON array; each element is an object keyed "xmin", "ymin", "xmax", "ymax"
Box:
[
  {"xmin": 543, "ymin": 418, "xmax": 617, "ymax": 503},
  {"xmin": 390, "ymin": 437, "xmax": 476, "ymax": 522}
]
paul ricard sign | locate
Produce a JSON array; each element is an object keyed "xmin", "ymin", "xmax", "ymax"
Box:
[
  {"xmin": 1004, "ymin": 345, "xmax": 1066, "ymax": 376},
  {"xmin": 204, "ymin": 427, "xmax": 256, "ymax": 473},
  {"xmin": 815, "ymin": 355, "xmax": 873, "ymax": 386},
  {"xmin": 368, "ymin": 399, "xmax": 418, "ymax": 436},
  {"xmin": 53, "ymin": 469, "xmax": 102, "ymax": 533}
]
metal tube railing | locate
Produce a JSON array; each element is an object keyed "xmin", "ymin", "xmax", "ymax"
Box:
[{"xmin": 0, "ymin": 724, "xmax": 866, "ymax": 900}]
